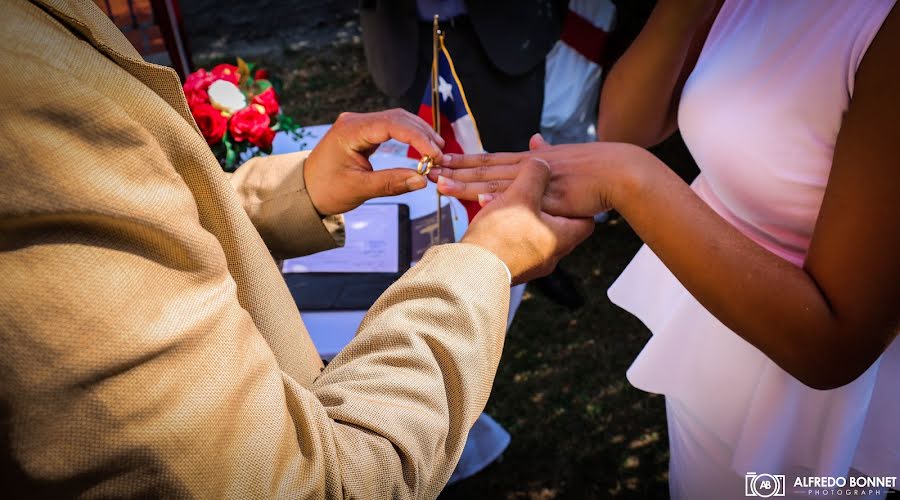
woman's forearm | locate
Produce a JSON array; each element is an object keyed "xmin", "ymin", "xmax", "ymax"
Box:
[
  {"xmin": 432, "ymin": 144, "xmax": 888, "ymax": 388},
  {"xmin": 614, "ymin": 149, "xmax": 877, "ymax": 390},
  {"xmin": 598, "ymin": 2, "xmax": 713, "ymax": 147}
]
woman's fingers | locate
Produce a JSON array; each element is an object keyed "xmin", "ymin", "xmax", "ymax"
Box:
[
  {"xmin": 427, "ymin": 163, "xmax": 521, "ymax": 183},
  {"xmin": 529, "ymin": 133, "xmax": 550, "ymax": 151},
  {"xmin": 439, "ymin": 151, "xmax": 529, "ymax": 169},
  {"xmin": 436, "ymin": 175, "xmax": 513, "ymax": 200}
]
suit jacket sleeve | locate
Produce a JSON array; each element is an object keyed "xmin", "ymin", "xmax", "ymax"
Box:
[
  {"xmin": 310, "ymin": 243, "xmax": 511, "ymax": 498},
  {"xmin": 228, "ymin": 151, "xmax": 346, "ymax": 259},
  {"xmin": 0, "ymin": 45, "xmax": 510, "ymax": 498}
]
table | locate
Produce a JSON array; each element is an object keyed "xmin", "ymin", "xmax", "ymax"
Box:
[
  {"xmin": 271, "ymin": 125, "xmax": 526, "ymax": 359},
  {"xmin": 270, "ymin": 125, "xmax": 524, "ymax": 483}
]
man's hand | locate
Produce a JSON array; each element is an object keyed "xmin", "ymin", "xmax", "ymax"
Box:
[
  {"xmin": 428, "ymin": 134, "xmax": 654, "ymax": 218},
  {"xmin": 304, "ymin": 109, "xmax": 445, "ymax": 215},
  {"xmin": 461, "ymin": 158, "xmax": 595, "ymax": 285}
]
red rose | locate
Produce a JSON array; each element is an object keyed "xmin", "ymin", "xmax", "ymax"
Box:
[
  {"xmin": 184, "ymin": 68, "xmax": 214, "ymax": 92},
  {"xmin": 211, "ymin": 64, "xmax": 240, "ymax": 84},
  {"xmin": 251, "ymin": 87, "xmax": 279, "ymax": 117},
  {"xmin": 229, "ymin": 105, "xmax": 271, "ymax": 145},
  {"xmin": 252, "ymin": 127, "xmax": 276, "ymax": 151},
  {"xmin": 183, "ymin": 69, "xmax": 215, "ymax": 108},
  {"xmin": 254, "ymin": 69, "xmax": 269, "ymax": 80},
  {"xmin": 191, "ymin": 103, "xmax": 228, "ymax": 145},
  {"xmin": 185, "ymin": 88, "xmax": 209, "ymax": 108}
]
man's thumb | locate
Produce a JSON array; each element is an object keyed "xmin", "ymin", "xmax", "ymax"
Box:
[
  {"xmin": 358, "ymin": 168, "xmax": 428, "ymax": 200},
  {"xmin": 545, "ymin": 214, "xmax": 595, "ymax": 251},
  {"xmin": 502, "ymin": 158, "xmax": 551, "ymax": 208}
]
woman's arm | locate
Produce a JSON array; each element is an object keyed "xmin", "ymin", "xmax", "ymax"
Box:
[
  {"xmin": 432, "ymin": 7, "xmax": 900, "ymax": 390},
  {"xmin": 597, "ymin": 0, "xmax": 720, "ymax": 146},
  {"xmin": 616, "ymin": 6, "xmax": 900, "ymax": 389}
]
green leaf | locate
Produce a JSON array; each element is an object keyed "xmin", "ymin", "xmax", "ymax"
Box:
[
  {"xmin": 254, "ymin": 79, "xmax": 272, "ymax": 93},
  {"xmin": 224, "ymin": 137, "xmax": 236, "ymax": 170},
  {"xmin": 278, "ymin": 114, "xmax": 300, "ymax": 133},
  {"xmin": 241, "ymin": 77, "xmax": 254, "ymax": 93}
]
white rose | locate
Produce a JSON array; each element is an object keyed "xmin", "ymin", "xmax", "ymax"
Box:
[{"xmin": 207, "ymin": 80, "xmax": 246, "ymax": 114}]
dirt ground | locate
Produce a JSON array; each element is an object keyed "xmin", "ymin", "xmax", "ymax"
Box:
[{"xmin": 181, "ymin": 1, "xmax": 682, "ymax": 498}]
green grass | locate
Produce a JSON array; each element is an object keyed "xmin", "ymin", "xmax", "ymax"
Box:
[
  {"xmin": 439, "ymin": 218, "xmax": 669, "ymax": 500},
  {"xmin": 265, "ymin": 40, "xmax": 671, "ymax": 499}
]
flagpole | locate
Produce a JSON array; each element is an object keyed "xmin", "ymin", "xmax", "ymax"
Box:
[
  {"xmin": 432, "ymin": 15, "xmax": 442, "ymax": 244},
  {"xmin": 432, "ymin": 15, "xmax": 441, "ymax": 138}
]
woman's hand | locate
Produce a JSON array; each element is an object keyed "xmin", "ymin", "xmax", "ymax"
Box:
[
  {"xmin": 460, "ymin": 159, "xmax": 595, "ymax": 285},
  {"xmin": 433, "ymin": 123, "xmax": 900, "ymax": 390},
  {"xmin": 427, "ymin": 134, "xmax": 653, "ymax": 218}
]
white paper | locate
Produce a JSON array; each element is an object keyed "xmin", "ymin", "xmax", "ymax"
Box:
[{"xmin": 282, "ymin": 204, "xmax": 400, "ymax": 273}]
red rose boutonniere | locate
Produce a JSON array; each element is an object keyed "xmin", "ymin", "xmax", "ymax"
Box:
[
  {"xmin": 183, "ymin": 57, "xmax": 305, "ymax": 171},
  {"xmin": 251, "ymin": 88, "xmax": 279, "ymax": 117},
  {"xmin": 192, "ymin": 102, "xmax": 228, "ymax": 145}
]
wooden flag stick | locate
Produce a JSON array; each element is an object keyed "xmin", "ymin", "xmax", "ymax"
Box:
[{"xmin": 432, "ymin": 15, "xmax": 443, "ymax": 244}]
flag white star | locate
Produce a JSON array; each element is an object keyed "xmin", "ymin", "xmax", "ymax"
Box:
[{"xmin": 438, "ymin": 76, "xmax": 454, "ymax": 102}]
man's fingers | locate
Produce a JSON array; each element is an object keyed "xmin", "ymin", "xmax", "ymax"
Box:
[
  {"xmin": 501, "ymin": 158, "xmax": 551, "ymax": 208},
  {"xmin": 385, "ymin": 113, "xmax": 444, "ymax": 158},
  {"xmin": 395, "ymin": 110, "xmax": 445, "ymax": 148},
  {"xmin": 356, "ymin": 168, "xmax": 428, "ymax": 201},
  {"xmin": 436, "ymin": 176, "xmax": 513, "ymax": 200},
  {"xmin": 385, "ymin": 108, "xmax": 443, "ymax": 147},
  {"xmin": 352, "ymin": 109, "xmax": 444, "ymax": 159},
  {"xmin": 543, "ymin": 214, "xmax": 595, "ymax": 253}
]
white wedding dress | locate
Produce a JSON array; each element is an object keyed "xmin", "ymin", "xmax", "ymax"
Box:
[{"xmin": 608, "ymin": 1, "xmax": 899, "ymax": 499}]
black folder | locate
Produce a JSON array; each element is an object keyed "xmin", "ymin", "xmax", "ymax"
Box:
[{"xmin": 284, "ymin": 204, "xmax": 411, "ymax": 310}]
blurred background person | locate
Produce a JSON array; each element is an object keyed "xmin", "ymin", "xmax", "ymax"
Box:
[{"xmin": 540, "ymin": 0, "xmax": 615, "ymax": 146}]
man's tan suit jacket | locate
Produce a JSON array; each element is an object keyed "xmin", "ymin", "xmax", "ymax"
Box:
[{"xmin": 0, "ymin": 0, "xmax": 511, "ymax": 497}]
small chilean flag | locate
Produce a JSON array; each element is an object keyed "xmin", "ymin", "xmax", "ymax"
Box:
[{"xmin": 407, "ymin": 37, "xmax": 484, "ymax": 221}]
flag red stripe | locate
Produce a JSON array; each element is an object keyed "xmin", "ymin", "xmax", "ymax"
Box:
[
  {"xmin": 409, "ymin": 94, "xmax": 484, "ymax": 222},
  {"xmin": 407, "ymin": 104, "xmax": 465, "ymax": 158},
  {"xmin": 560, "ymin": 9, "xmax": 608, "ymax": 65}
]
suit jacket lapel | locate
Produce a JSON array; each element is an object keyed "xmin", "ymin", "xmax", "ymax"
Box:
[{"xmin": 31, "ymin": 0, "xmax": 201, "ymax": 136}]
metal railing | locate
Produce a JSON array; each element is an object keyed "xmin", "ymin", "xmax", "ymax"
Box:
[{"xmin": 94, "ymin": 0, "xmax": 192, "ymax": 79}]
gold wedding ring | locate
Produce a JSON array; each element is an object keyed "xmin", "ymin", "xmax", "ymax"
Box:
[{"xmin": 417, "ymin": 155, "xmax": 435, "ymax": 175}]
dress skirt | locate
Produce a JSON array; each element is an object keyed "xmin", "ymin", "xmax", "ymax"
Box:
[{"xmin": 608, "ymin": 242, "xmax": 899, "ymax": 497}]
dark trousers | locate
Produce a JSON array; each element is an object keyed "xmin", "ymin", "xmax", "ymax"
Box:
[{"xmin": 394, "ymin": 16, "xmax": 545, "ymax": 153}]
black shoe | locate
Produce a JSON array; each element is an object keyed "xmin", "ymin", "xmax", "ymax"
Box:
[{"xmin": 532, "ymin": 266, "xmax": 585, "ymax": 309}]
